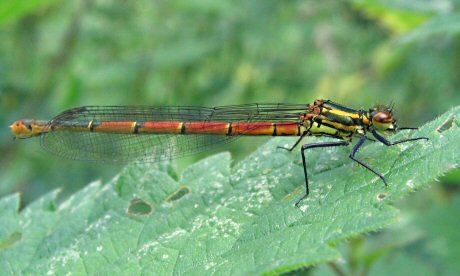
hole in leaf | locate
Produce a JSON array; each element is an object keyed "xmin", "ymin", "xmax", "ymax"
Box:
[
  {"xmin": 128, "ymin": 198, "xmax": 153, "ymax": 216},
  {"xmin": 166, "ymin": 185, "xmax": 191, "ymax": 202},
  {"xmin": 0, "ymin": 231, "xmax": 22, "ymax": 250},
  {"xmin": 436, "ymin": 115, "xmax": 456, "ymax": 133},
  {"xmin": 377, "ymin": 192, "xmax": 388, "ymax": 201}
]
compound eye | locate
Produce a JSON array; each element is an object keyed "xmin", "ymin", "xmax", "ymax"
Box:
[{"xmin": 373, "ymin": 112, "xmax": 392, "ymax": 124}]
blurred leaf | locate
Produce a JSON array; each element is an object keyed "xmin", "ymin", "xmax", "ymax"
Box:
[
  {"xmin": 419, "ymin": 195, "xmax": 460, "ymax": 275},
  {"xmin": 0, "ymin": 0, "xmax": 60, "ymax": 25},
  {"xmin": 368, "ymin": 251, "xmax": 437, "ymax": 276},
  {"xmin": 171, "ymin": 0, "xmax": 232, "ymax": 13},
  {"xmin": 153, "ymin": 38, "xmax": 218, "ymax": 67},
  {"xmin": 414, "ymin": 194, "xmax": 460, "ymax": 275},
  {"xmin": 361, "ymin": 191, "xmax": 460, "ymax": 276},
  {"xmin": 0, "ymin": 194, "xmax": 20, "ymax": 249},
  {"xmin": 399, "ymin": 12, "xmax": 460, "ymax": 44},
  {"xmin": 0, "ymin": 106, "xmax": 459, "ymax": 274},
  {"xmin": 352, "ymin": 0, "xmax": 434, "ymax": 34},
  {"xmin": 441, "ymin": 168, "xmax": 460, "ymax": 184}
]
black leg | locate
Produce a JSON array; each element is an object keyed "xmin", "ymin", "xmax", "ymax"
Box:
[
  {"xmin": 371, "ymin": 129, "xmax": 428, "ymax": 146},
  {"xmin": 295, "ymin": 140, "xmax": 350, "ymax": 207},
  {"xmin": 398, "ymin": 127, "xmax": 418, "ymax": 130},
  {"xmin": 278, "ymin": 131, "xmax": 307, "ymax": 152},
  {"xmin": 349, "ymin": 135, "xmax": 388, "ymax": 186},
  {"xmin": 360, "ymin": 135, "xmax": 376, "ymax": 142}
]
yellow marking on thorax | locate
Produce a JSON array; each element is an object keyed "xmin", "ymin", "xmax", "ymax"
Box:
[
  {"xmin": 326, "ymin": 108, "xmax": 361, "ymax": 119},
  {"xmin": 308, "ymin": 121, "xmax": 355, "ymax": 141},
  {"xmin": 321, "ymin": 119, "xmax": 361, "ymax": 132},
  {"xmin": 362, "ymin": 115, "xmax": 370, "ymax": 125},
  {"xmin": 309, "ymin": 122, "xmax": 338, "ymax": 136},
  {"xmin": 299, "ymin": 125, "xmax": 308, "ymax": 135}
]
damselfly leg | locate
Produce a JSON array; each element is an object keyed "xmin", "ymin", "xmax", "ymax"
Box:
[
  {"xmin": 371, "ymin": 130, "xmax": 429, "ymax": 146},
  {"xmin": 277, "ymin": 132, "xmax": 307, "ymax": 152},
  {"xmin": 296, "ymin": 140, "xmax": 349, "ymax": 207},
  {"xmin": 349, "ymin": 135, "xmax": 387, "ymax": 186},
  {"xmin": 295, "ymin": 133, "xmax": 428, "ymax": 207}
]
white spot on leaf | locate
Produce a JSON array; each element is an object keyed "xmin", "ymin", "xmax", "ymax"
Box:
[{"xmin": 406, "ymin": 179, "xmax": 415, "ymax": 189}]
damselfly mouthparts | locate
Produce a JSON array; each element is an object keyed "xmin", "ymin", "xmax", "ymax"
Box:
[{"xmin": 11, "ymin": 100, "xmax": 428, "ymax": 207}]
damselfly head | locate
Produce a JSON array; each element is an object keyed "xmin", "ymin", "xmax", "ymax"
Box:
[
  {"xmin": 370, "ymin": 105, "xmax": 396, "ymax": 132},
  {"xmin": 10, "ymin": 119, "xmax": 40, "ymax": 139}
]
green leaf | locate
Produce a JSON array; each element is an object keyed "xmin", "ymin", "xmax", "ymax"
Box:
[
  {"xmin": 0, "ymin": 0, "xmax": 61, "ymax": 26},
  {"xmin": 399, "ymin": 13, "xmax": 460, "ymax": 44},
  {"xmin": 365, "ymin": 251, "xmax": 437, "ymax": 276},
  {"xmin": 352, "ymin": 0, "xmax": 433, "ymax": 34},
  {"xmin": 0, "ymin": 194, "xmax": 21, "ymax": 250},
  {"xmin": 413, "ymin": 194, "xmax": 460, "ymax": 275},
  {"xmin": 348, "ymin": 191, "xmax": 460, "ymax": 276},
  {"xmin": 1, "ymin": 107, "xmax": 459, "ymax": 275}
]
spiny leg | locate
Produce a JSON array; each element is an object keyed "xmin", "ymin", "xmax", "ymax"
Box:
[
  {"xmin": 295, "ymin": 140, "xmax": 350, "ymax": 207},
  {"xmin": 277, "ymin": 131, "xmax": 307, "ymax": 152},
  {"xmin": 371, "ymin": 129, "xmax": 428, "ymax": 146},
  {"xmin": 349, "ymin": 135, "xmax": 387, "ymax": 185}
]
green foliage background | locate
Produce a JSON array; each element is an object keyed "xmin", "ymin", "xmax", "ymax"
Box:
[{"xmin": 1, "ymin": 0, "xmax": 459, "ymax": 275}]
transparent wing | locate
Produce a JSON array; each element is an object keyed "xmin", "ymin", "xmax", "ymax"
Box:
[{"xmin": 40, "ymin": 104, "xmax": 308, "ymax": 163}]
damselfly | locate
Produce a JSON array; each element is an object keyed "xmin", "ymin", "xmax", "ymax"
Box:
[{"xmin": 10, "ymin": 100, "xmax": 428, "ymax": 206}]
